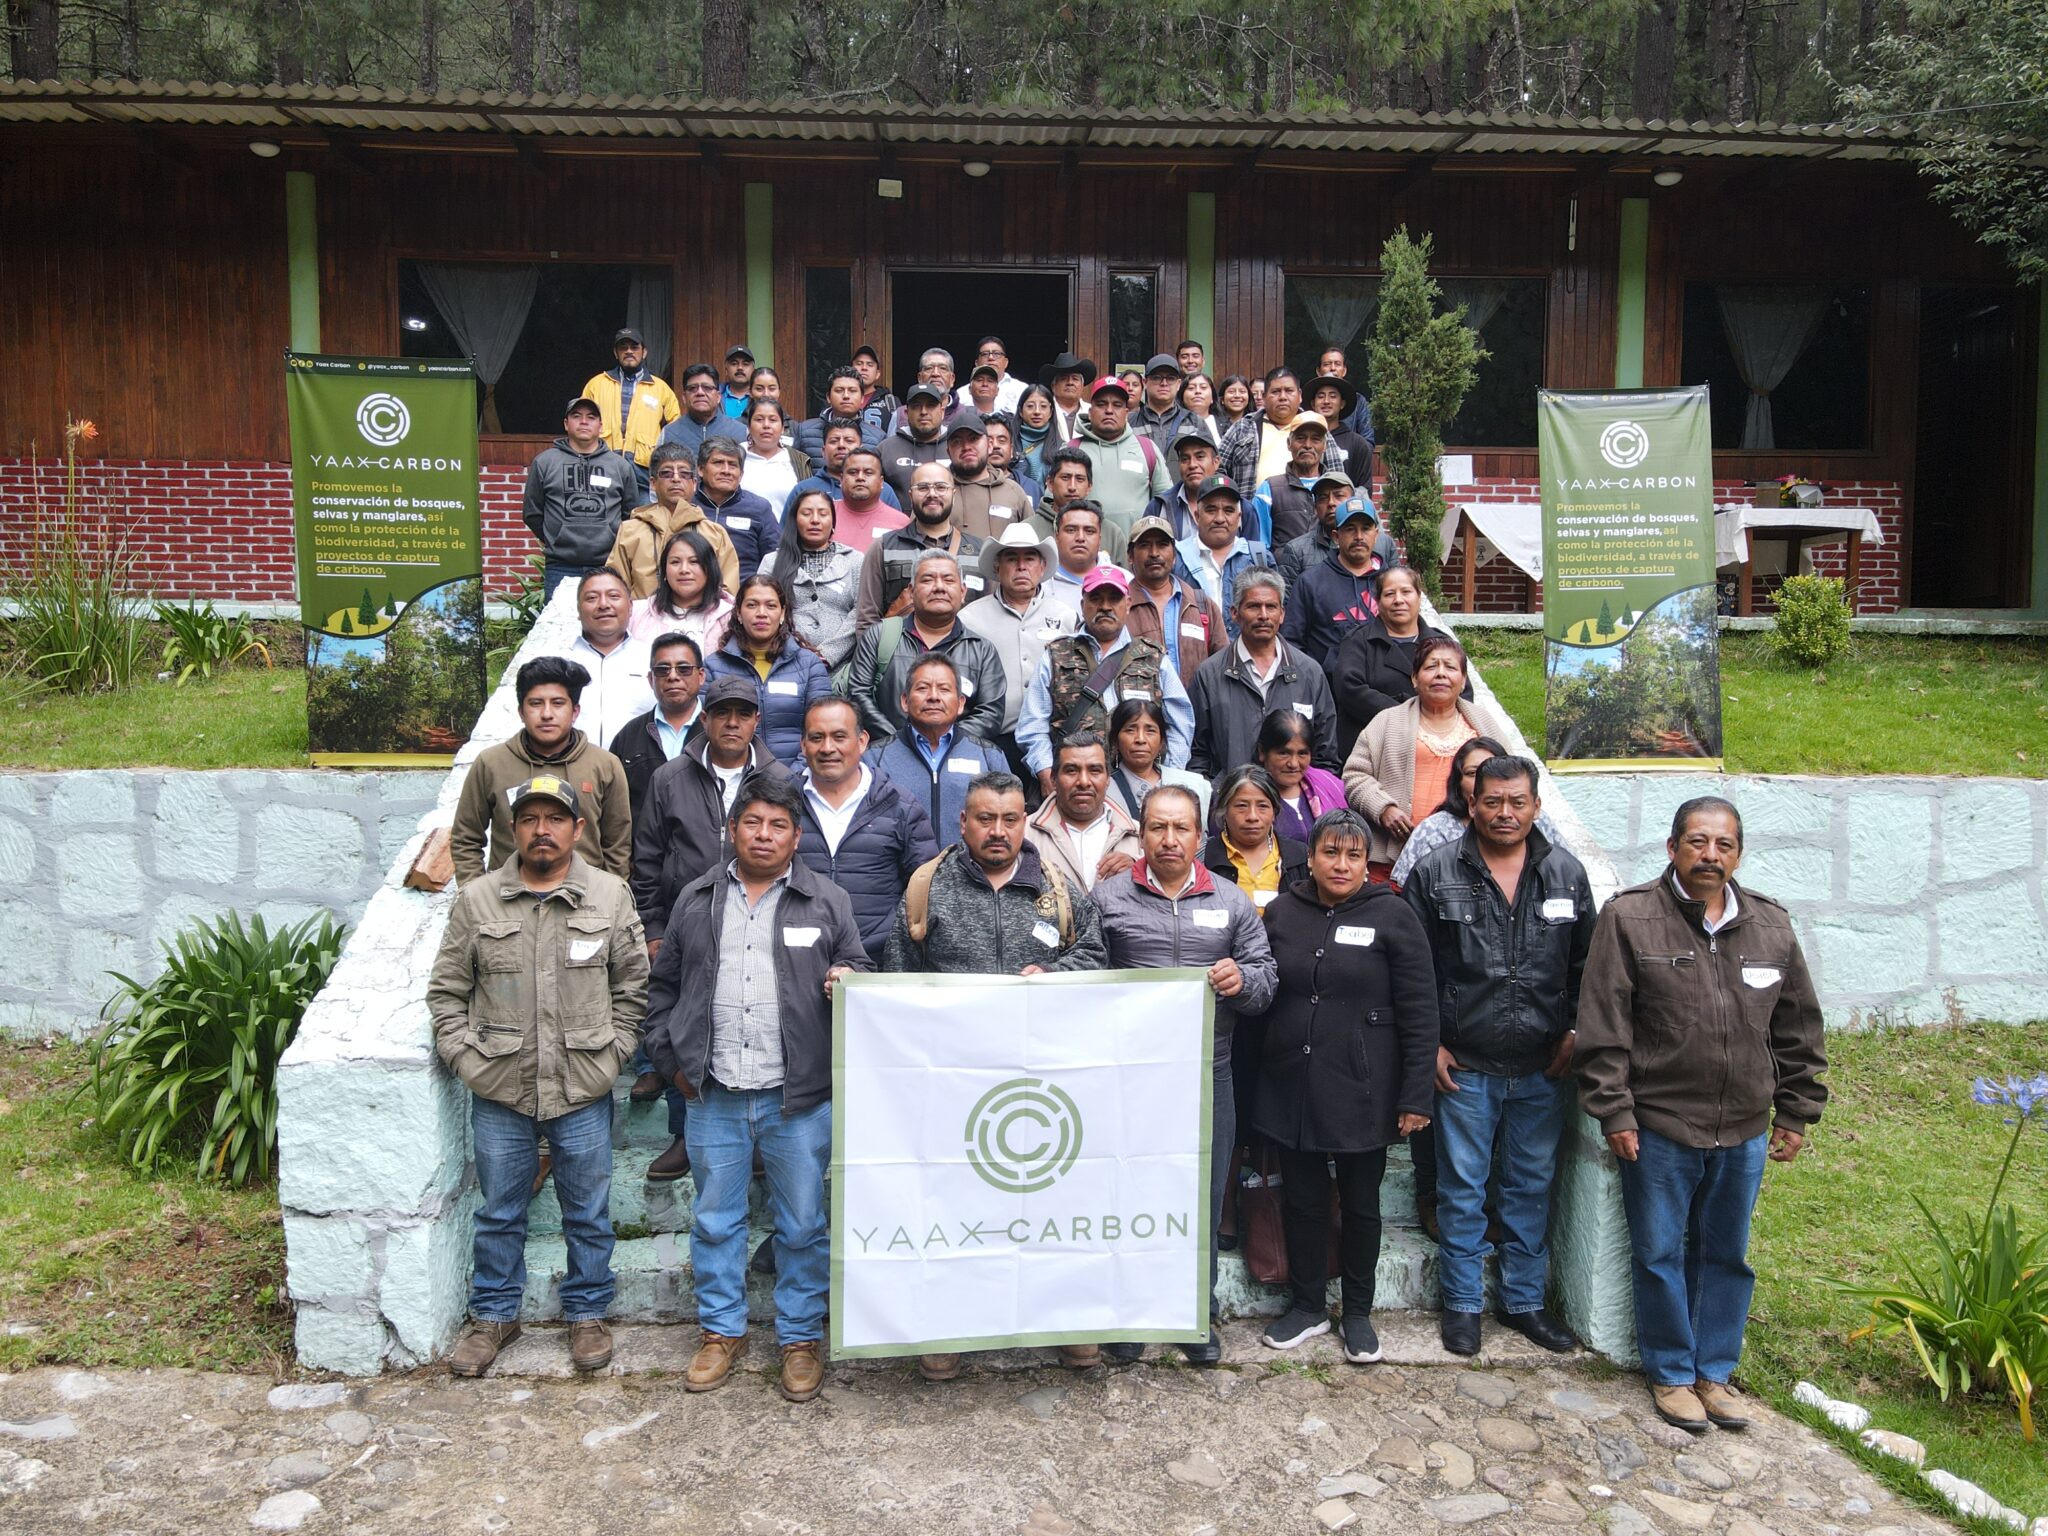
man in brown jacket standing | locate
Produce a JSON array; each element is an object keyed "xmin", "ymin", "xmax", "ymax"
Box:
[
  {"xmin": 429, "ymin": 777, "xmax": 649, "ymax": 1379},
  {"xmin": 1575, "ymin": 795, "xmax": 1827, "ymax": 1435}
]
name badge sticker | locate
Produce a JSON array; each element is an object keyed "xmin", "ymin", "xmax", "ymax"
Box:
[
  {"xmin": 1031, "ymin": 920, "xmax": 1061, "ymax": 949},
  {"xmin": 1180, "ymin": 623, "xmax": 1207, "ymax": 639},
  {"xmin": 1334, "ymin": 925, "xmax": 1376, "ymax": 947},
  {"xmin": 783, "ymin": 927, "xmax": 821, "ymax": 948},
  {"xmin": 1253, "ymin": 890, "xmax": 1279, "ymax": 909},
  {"xmin": 1191, "ymin": 908, "xmax": 1230, "ymax": 930},
  {"xmin": 726, "ymin": 515, "xmax": 750, "ymax": 529},
  {"xmin": 1123, "ymin": 687, "xmax": 1153, "ymax": 701},
  {"xmin": 591, "ymin": 473, "xmax": 614, "ymax": 488},
  {"xmin": 1541, "ymin": 897, "xmax": 1576, "ymax": 922},
  {"xmin": 1292, "ymin": 701, "xmax": 1315, "ymax": 719},
  {"xmin": 568, "ymin": 938, "xmax": 604, "ymax": 962},
  {"xmin": 947, "ymin": 758, "xmax": 982, "ymax": 774},
  {"xmin": 964, "ymin": 575, "xmax": 986, "ymax": 591},
  {"xmin": 1741, "ymin": 965, "xmax": 1783, "ymax": 989},
  {"xmin": 960, "ymin": 677, "xmax": 977, "ymax": 696},
  {"xmin": 767, "ymin": 680, "xmax": 800, "ymax": 696}
]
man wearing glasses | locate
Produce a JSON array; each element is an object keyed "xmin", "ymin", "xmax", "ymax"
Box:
[
  {"xmin": 606, "ymin": 443, "xmax": 741, "ymax": 600},
  {"xmin": 655, "ymin": 362, "xmax": 747, "ymax": 463},
  {"xmin": 954, "ymin": 336, "xmax": 1026, "ymax": 416}
]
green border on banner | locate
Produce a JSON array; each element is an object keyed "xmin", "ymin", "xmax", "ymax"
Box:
[{"xmin": 828, "ymin": 969, "xmax": 1215, "ymax": 1359}]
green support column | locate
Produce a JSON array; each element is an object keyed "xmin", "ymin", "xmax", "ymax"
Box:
[
  {"xmin": 2031, "ymin": 296, "xmax": 2048, "ymax": 613},
  {"xmin": 285, "ymin": 170, "xmax": 320, "ymax": 352},
  {"xmin": 1186, "ymin": 192, "xmax": 1216, "ymax": 364},
  {"xmin": 744, "ymin": 182, "xmax": 775, "ymax": 367},
  {"xmin": 1613, "ymin": 197, "xmax": 1649, "ymax": 389}
]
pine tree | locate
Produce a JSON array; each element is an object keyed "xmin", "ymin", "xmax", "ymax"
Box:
[
  {"xmin": 359, "ymin": 589, "xmax": 378, "ymax": 626},
  {"xmin": 1598, "ymin": 598, "xmax": 1615, "ymax": 635}
]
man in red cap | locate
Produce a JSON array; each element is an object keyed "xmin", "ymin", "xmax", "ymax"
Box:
[{"xmin": 1064, "ymin": 376, "xmax": 1174, "ymax": 544}]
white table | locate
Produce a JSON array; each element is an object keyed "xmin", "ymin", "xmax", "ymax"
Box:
[
  {"xmin": 1712, "ymin": 504, "xmax": 1883, "ymax": 614},
  {"xmin": 1438, "ymin": 503, "xmax": 1543, "ymax": 612}
]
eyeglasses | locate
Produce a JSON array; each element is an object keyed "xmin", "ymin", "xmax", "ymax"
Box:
[
  {"xmin": 685, "ymin": 382, "xmax": 718, "ymax": 393},
  {"xmin": 650, "ymin": 663, "xmax": 701, "ymax": 677},
  {"xmin": 654, "ymin": 468, "xmax": 694, "ymax": 480}
]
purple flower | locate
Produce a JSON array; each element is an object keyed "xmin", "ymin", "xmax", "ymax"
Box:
[{"xmin": 1971, "ymin": 1073, "xmax": 2048, "ymax": 1117}]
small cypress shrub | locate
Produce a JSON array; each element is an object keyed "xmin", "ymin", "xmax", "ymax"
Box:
[{"xmin": 1768, "ymin": 573, "xmax": 1852, "ymax": 669}]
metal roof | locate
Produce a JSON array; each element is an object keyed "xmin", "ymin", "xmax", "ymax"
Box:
[{"xmin": 0, "ymin": 78, "xmax": 1955, "ymax": 162}]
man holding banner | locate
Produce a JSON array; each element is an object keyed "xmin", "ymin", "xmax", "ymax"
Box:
[{"xmin": 1091, "ymin": 783, "xmax": 1275, "ymax": 1365}]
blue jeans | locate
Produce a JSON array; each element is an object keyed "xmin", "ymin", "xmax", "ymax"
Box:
[
  {"xmin": 542, "ymin": 560, "xmax": 599, "ymax": 600},
  {"xmin": 685, "ymin": 1081, "xmax": 831, "ymax": 1342},
  {"xmin": 470, "ymin": 1094, "xmax": 615, "ymax": 1322},
  {"xmin": 1434, "ymin": 1067, "xmax": 1569, "ymax": 1314},
  {"xmin": 1617, "ymin": 1125, "xmax": 1768, "ymax": 1386}
]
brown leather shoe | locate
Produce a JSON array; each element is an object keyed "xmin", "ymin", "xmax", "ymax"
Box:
[
  {"xmin": 686, "ymin": 1331, "xmax": 748, "ymax": 1392},
  {"xmin": 569, "ymin": 1319, "xmax": 613, "ymax": 1374},
  {"xmin": 917, "ymin": 1352, "xmax": 961, "ymax": 1382},
  {"xmin": 629, "ymin": 1070, "xmax": 666, "ymax": 1103},
  {"xmin": 447, "ymin": 1319, "xmax": 520, "ymax": 1377},
  {"xmin": 1057, "ymin": 1344, "xmax": 1101, "ymax": 1370},
  {"xmin": 1417, "ymin": 1195, "xmax": 1440, "ymax": 1243},
  {"xmin": 531, "ymin": 1150, "xmax": 553, "ymax": 1199},
  {"xmin": 1652, "ymin": 1382, "xmax": 1711, "ymax": 1433},
  {"xmin": 1694, "ymin": 1379, "xmax": 1752, "ymax": 1429},
  {"xmin": 645, "ymin": 1136, "xmax": 692, "ymax": 1182},
  {"xmin": 779, "ymin": 1341, "xmax": 825, "ymax": 1402}
]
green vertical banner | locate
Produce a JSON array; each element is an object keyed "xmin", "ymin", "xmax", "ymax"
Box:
[
  {"xmin": 286, "ymin": 354, "xmax": 486, "ymax": 766},
  {"xmin": 1540, "ymin": 387, "xmax": 1723, "ymax": 772}
]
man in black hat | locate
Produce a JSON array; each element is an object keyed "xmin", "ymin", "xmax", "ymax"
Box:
[
  {"xmin": 522, "ymin": 396, "xmax": 641, "ymax": 599},
  {"xmin": 585, "ymin": 328, "xmax": 680, "ymax": 503},
  {"xmin": 1135, "ymin": 353, "xmax": 1192, "ymax": 460},
  {"xmin": 1314, "ymin": 347, "xmax": 1377, "ymax": 448},
  {"xmin": 1039, "ymin": 351, "xmax": 1096, "ymax": 444},
  {"xmin": 877, "ymin": 383, "xmax": 954, "ymax": 501},
  {"xmin": 719, "ymin": 344, "xmax": 756, "ymax": 419}
]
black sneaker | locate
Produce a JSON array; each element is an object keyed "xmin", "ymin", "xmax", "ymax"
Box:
[
  {"xmin": 1102, "ymin": 1341, "xmax": 1145, "ymax": 1362},
  {"xmin": 1260, "ymin": 1306, "xmax": 1331, "ymax": 1350},
  {"xmin": 1178, "ymin": 1327, "xmax": 1223, "ymax": 1367},
  {"xmin": 1340, "ymin": 1314, "xmax": 1381, "ymax": 1364}
]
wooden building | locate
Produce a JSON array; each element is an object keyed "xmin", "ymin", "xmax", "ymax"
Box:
[{"xmin": 1, "ymin": 80, "xmax": 2041, "ymax": 615}]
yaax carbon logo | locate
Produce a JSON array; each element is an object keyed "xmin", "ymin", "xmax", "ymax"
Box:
[
  {"xmin": 356, "ymin": 392, "xmax": 412, "ymax": 448},
  {"xmin": 1599, "ymin": 418, "xmax": 1651, "ymax": 470},
  {"xmin": 965, "ymin": 1077, "xmax": 1083, "ymax": 1193}
]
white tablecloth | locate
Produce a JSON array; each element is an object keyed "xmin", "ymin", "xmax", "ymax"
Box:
[
  {"xmin": 1712, "ymin": 504, "xmax": 1883, "ymax": 569},
  {"xmin": 1438, "ymin": 503, "xmax": 1544, "ymax": 581}
]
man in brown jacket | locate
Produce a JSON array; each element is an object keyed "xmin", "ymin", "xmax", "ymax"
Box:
[
  {"xmin": 1574, "ymin": 795, "xmax": 1827, "ymax": 1435},
  {"xmin": 605, "ymin": 442, "xmax": 741, "ymax": 599},
  {"xmin": 428, "ymin": 777, "xmax": 649, "ymax": 1379}
]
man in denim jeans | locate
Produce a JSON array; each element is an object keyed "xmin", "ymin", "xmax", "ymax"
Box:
[
  {"xmin": 641, "ymin": 774, "xmax": 869, "ymax": 1403},
  {"xmin": 1575, "ymin": 796, "xmax": 1827, "ymax": 1433},
  {"xmin": 428, "ymin": 776, "xmax": 649, "ymax": 1378},
  {"xmin": 1402, "ymin": 756, "xmax": 1595, "ymax": 1360}
]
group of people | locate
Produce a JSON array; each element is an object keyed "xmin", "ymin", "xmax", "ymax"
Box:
[{"xmin": 433, "ymin": 331, "xmax": 1828, "ymax": 1432}]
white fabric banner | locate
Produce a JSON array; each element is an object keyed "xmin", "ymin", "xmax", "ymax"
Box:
[{"xmin": 830, "ymin": 970, "xmax": 1213, "ymax": 1358}]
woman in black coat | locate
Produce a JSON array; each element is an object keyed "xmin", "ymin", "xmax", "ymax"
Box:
[
  {"xmin": 1328, "ymin": 564, "xmax": 1470, "ymax": 760},
  {"xmin": 1248, "ymin": 806, "xmax": 1437, "ymax": 1365}
]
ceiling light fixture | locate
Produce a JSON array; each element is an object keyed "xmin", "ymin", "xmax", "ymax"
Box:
[
  {"xmin": 963, "ymin": 159, "xmax": 992, "ymax": 178},
  {"xmin": 1652, "ymin": 168, "xmax": 1684, "ymax": 187},
  {"xmin": 249, "ymin": 139, "xmax": 282, "ymax": 158}
]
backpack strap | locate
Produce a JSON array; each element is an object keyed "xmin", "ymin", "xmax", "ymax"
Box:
[
  {"xmin": 876, "ymin": 614, "xmax": 905, "ymax": 676},
  {"xmin": 1038, "ymin": 860, "xmax": 1077, "ymax": 949},
  {"xmin": 904, "ymin": 845, "xmax": 956, "ymax": 943}
]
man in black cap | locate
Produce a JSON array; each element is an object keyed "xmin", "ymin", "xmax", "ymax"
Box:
[
  {"xmin": 944, "ymin": 410, "xmax": 1032, "ymax": 538},
  {"xmin": 1284, "ymin": 492, "xmax": 1394, "ymax": 671},
  {"xmin": 522, "ymin": 396, "xmax": 641, "ymax": 599},
  {"xmin": 851, "ymin": 344, "xmax": 899, "ymax": 421},
  {"xmin": 719, "ymin": 344, "xmax": 756, "ymax": 419},
  {"xmin": 585, "ymin": 328, "xmax": 680, "ymax": 503},
  {"xmin": 1135, "ymin": 354, "xmax": 1192, "ymax": 460},
  {"xmin": 877, "ymin": 383, "xmax": 953, "ymax": 502},
  {"xmin": 1039, "ymin": 351, "xmax": 1095, "ymax": 444},
  {"xmin": 1146, "ymin": 424, "xmax": 1226, "ymax": 542},
  {"xmin": 957, "ymin": 336, "xmax": 1026, "ymax": 415}
]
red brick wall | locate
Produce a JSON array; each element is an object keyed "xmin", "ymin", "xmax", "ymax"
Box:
[{"xmin": 0, "ymin": 456, "xmax": 1907, "ymax": 613}]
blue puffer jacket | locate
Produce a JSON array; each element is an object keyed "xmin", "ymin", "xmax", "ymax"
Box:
[
  {"xmin": 865, "ymin": 730, "xmax": 1014, "ymax": 850},
  {"xmin": 702, "ymin": 634, "xmax": 834, "ymax": 767},
  {"xmin": 795, "ymin": 770, "xmax": 940, "ymax": 954}
]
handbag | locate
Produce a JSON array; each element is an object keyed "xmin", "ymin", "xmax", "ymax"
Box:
[{"xmin": 1239, "ymin": 1147, "xmax": 1342, "ymax": 1286}]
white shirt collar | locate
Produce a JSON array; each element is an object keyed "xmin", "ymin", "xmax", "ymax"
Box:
[{"xmin": 1671, "ymin": 869, "xmax": 1739, "ymax": 933}]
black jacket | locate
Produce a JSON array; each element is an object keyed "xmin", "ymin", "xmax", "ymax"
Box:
[
  {"xmin": 1328, "ymin": 615, "xmax": 1471, "ymax": 760},
  {"xmin": 843, "ymin": 618, "xmax": 1008, "ymax": 746},
  {"xmin": 1187, "ymin": 640, "xmax": 1338, "ymax": 779},
  {"xmin": 1401, "ymin": 826, "xmax": 1596, "ymax": 1078},
  {"xmin": 641, "ymin": 857, "xmax": 870, "ymax": 1114},
  {"xmin": 1202, "ymin": 833, "xmax": 1309, "ymax": 895},
  {"xmin": 1248, "ymin": 879, "xmax": 1438, "ymax": 1153},
  {"xmin": 630, "ymin": 736, "xmax": 792, "ymax": 932},
  {"xmin": 795, "ymin": 771, "xmax": 940, "ymax": 955},
  {"xmin": 612, "ymin": 707, "xmax": 695, "ymax": 821},
  {"xmin": 1282, "ymin": 549, "xmax": 1384, "ymax": 673}
]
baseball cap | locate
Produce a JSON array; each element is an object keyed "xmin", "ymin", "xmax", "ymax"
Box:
[
  {"xmin": 1081, "ymin": 565, "xmax": 1131, "ymax": 596},
  {"xmin": 1288, "ymin": 411, "xmax": 1330, "ymax": 435},
  {"xmin": 1145, "ymin": 353, "xmax": 1182, "ymax": 377},
  {"xmin": 1128, "ymin": 515, "xmax": 1176, "ymax": 546},
  {"xmin": 702, "ymin": 675, "xmax": 761, "ymax": 711},
  {"xmin": 724, "ymin": 342, "xmax": 755, "ymax": 361},
  {"xmin": 613, "ymin": 327, "xmax": 645, "ymax": 347},
  {"xmin": 1194, "ymin": 473, "xmax": 1242, "ymax": 503},
  {"xmin": 1172, "ymin": 424, "xmax": 1217, "ymax": 453},
  {"xmin": 1088, "ymin": 375, "xmax": 1131, "ymax": 401},
  {"xmin": 852, "ymin": 344, "xmax": 880, "ymax": 363},
  {"xmin": 563, "ymin": 395, "xmax": 601, "ymax": 416},
  {"xmin": 904, "ymin": 382, "xmax": 947, "ymax": 406},
  {"xmin": 508, "ymin": 775, "xmax": 581, "ymax": 818},
  {"xmin": 971, "ymin": 363, "xmax": 1001, "ymax": 380},
  {"xmin": 945, "ymin": 410, "xmax": 987, "ymax": 438},
  {"xmin": 1334, "ymin": 495, "xmax": 1379, "ymax": 527},
  {"xmin": 1314, "ymin": 469, "xmax": 1356, "ymax": 493}
]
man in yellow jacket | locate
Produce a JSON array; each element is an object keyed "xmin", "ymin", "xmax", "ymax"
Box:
[{"xmin": 584, "ymin": 328, "xmax": 680, "ymax": 501}]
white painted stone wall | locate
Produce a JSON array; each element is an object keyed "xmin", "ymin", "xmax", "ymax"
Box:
[
  {"xmin": 1562, "ymin": 773, "xmax": 2048, "ymax": 1028},
  {"xmin": 0, "ymin": 769, "xmax": 442, "ymax": 1040},
  {"xmin": 276, "ymin": 584, "xmax": 587, "ymax": 1374}
]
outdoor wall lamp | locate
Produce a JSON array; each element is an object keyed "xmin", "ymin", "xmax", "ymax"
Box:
[
  {"xmin": 963, "ymin": 159, "xmax": 992, "ymax": 178},
  {"xmin": 249, "ymin": 140, "xmax": 282, "ymax": 158},
  {"xmin": 1653, "ymin": 168, "xmax": 1684, "ymax": 187}
]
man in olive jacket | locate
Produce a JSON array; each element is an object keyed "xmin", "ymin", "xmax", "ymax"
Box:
[
  {"xmin": 428, "ymin": 777, "xmax": 648, "ymax": 1381},
  {"xmin": 1574, "ymin": 794, "xmax": 1827, "ymax": 1435}
]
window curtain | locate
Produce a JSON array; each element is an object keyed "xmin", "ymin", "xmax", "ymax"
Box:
[
  {"xmin": 416, "ymin": 263, "xmax": 540, "ymax": 434},
  {"xmin": 626, "ymin": 269, "xmax": 674, "ymax": 380},
  {"xmin": 1296, "ymin": 277, "xmax": 1381, "ymax": 356},
  {"xmin": 1715, "ymin": 286, "xmax": 1829, "ymax": 451},
  {"xmin": 1439, "ymin": 278, "xmax": 1512, "ymax": 339}
]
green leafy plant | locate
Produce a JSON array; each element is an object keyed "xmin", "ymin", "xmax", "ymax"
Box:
[
  {"xmin": 1833, "ymin": 1073, "xmax": 2048, "ymax": 1441},
  {"xmin": 487, "ymin": 553, "xmax": 549, "ymax": 669},
  {"xmin": 1367, "ymin": 227, "xmax": 1485, "ymax": 602},
  {"xmin": 155, "ymin": 601, "xmax": 273, "ymax": 685},
  {"xmin": 1769, "ymin": 573, "xmax": 1852, "ymax": 669},
  {"xmin": 89, "ymin": 911, "xmax": 347, "ymax": 1185},
  {"xmin": 2, "ymin": 418, "xmax": 149, "ymax": 698}
]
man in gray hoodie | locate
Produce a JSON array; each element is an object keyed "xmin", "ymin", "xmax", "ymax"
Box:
[{"xmin": 523, "ymin": 396, "xmax": 640, "ymax": 598}]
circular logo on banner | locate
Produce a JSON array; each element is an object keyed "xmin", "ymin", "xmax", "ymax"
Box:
[
  {"xmin": 1599, "ymin": 419, "xmax": 1650, "ymax": 469},
  {"xmin": 356, "ymin": 392, "xmax": 412, "ymax": 448},
  {"xmin": 964, "ymin": 1077, "xmax": 1083, "ymax": 1193}
]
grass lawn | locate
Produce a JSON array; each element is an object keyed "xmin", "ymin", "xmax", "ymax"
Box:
[
  {"xmin": 1462, "ymin": 630, "xmax": 2048, "ymax": 777},
  {"xmin": 0, "ymin": 669, "xmax": 309, "ymax": 770},
  {"xmin": 0, "ymin": 1039, "xmax": 292, "ymax": 1373},
  {"xmin": 1742, "ymin": 1021, "xmax": 2048, "ymax": 1528}
]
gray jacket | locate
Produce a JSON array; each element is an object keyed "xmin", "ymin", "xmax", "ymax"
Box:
[
  {"xmin": 883, "ymin": 843, "xmax": 1107, "ymax": 975},
  {"xmin": 842, "ymin": 619, "xmax": 1009, "ymax": 746},
  {"xmin": 522, "ymin": 437, "xmax": 640, "ymax": 566}
]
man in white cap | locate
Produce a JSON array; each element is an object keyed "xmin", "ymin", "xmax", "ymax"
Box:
[{"xmin": 960, "ymin": 522, "xmax": 1080, "ymax": 774}]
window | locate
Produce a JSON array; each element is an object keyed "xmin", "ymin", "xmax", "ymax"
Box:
[
  {"xmin": 1108, "ymin": 271, "xmax": 1157, "ymax": 372},
  {"xmin": 804, "ymin": 267, "xmax": 855, "ymax": 418},
  {"xmin": 399, "ymin": 260, "xmax": 673, "ymax": 436},
  {"xmin": 1285, "ymin": 273, "xmax": 1545, "ymax": 447},
  {"xmin": 1681, "ymin": 282, "xmax": 1870, "ymax": 451}
]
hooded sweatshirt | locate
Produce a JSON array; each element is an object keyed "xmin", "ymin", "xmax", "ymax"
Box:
[
  {"xmin": 521, "ymin": 438, "xmax": 640, "ymax": 567},
  {"xmin": 1067, "ymin": 416, "xmax": 1173, "ymax": 537}
]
